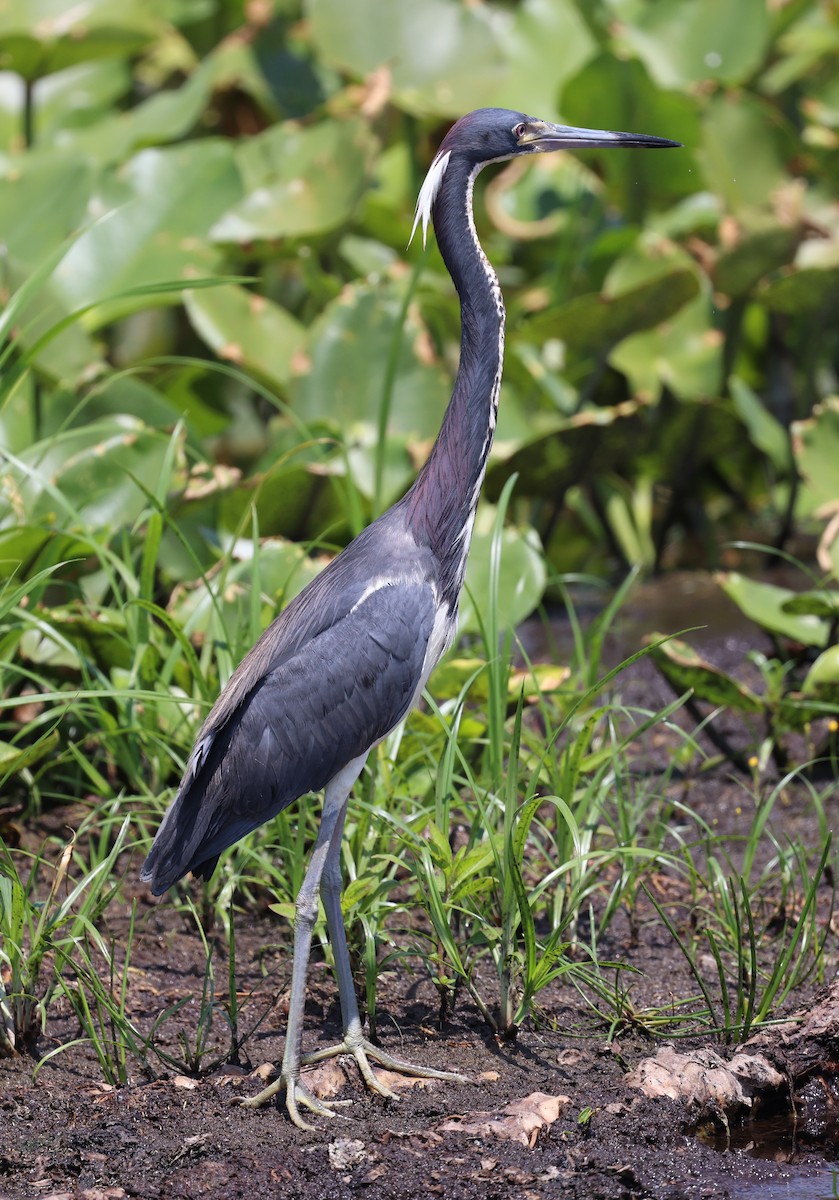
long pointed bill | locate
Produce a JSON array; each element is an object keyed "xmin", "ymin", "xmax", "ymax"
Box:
[{"xmin": 521, "ymin": 122, "xmax": 681, "ymax": 151}]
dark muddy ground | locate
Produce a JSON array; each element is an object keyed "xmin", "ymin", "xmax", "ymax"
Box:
[{"xmin": 2, "ymin": 600, "xmax": 837, "ymax": 1200}]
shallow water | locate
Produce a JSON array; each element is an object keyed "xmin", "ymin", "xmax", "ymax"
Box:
[{"xmin": 733, "ymin": 1168, "xmax": 839, "ymax": 1199}]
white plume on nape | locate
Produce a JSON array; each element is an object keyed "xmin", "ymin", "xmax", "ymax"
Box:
[{"xmin": 409, "ymin": 150, "xmax": 452, "ymax": 248}]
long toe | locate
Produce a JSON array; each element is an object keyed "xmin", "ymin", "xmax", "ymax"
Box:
[
  {"xmin": 302, "ymin": 1036, "xmax": 471, "ymax": 1091},
  {"xmin": 241, "ymin": 1068, "xmax": 351, "ymax": 1130}
]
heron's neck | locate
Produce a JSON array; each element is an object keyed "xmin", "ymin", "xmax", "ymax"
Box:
[{"xmin": 406, "ymin": 156, "xmax": 505, "ymax": 608}]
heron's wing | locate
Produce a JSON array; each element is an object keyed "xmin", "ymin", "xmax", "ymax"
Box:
[
  {"xmin": 141, "ymin": 579, "xmax": 437, "ymax": 893},
  {"xmin": 189, "ymin": 516, "xmax": 431, "ymax": 742}
]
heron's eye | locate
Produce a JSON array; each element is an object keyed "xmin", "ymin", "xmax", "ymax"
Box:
[{"xmin": 513, "ymin": 122, "xmax": 528, "ymax": 139}]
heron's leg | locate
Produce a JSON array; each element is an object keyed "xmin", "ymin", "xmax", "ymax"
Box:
[
  {"xmin": 242, "ymin": 756, "xmax": 366, "ymax": 1129},
  {"xmin": 305, "ymin": 803, "xmax": 470, "ymax": 1097}
]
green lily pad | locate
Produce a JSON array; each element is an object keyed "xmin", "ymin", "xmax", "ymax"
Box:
[
  {"xmin": 760, "ymin": 267, "xmax": 839, "ymax": 316},
  {"xmin": 611, "ymin": 294, "xmax": 722, "ymax": 401},
  {"xmin": 5, "ymin": 417, "xmax": 178, "ymax": 532},
  {"xmin": 0, "ymin": 152, "xmax": 93, "ymax": 267},
  {"xmin": 486, "ymin": 400, "xmax": 647, "ymax": 501},
  {"xmin": 615, "ymin": 0, "xmax": 770, "ymax": 89},
  {"xmin": 645, "ymin": 633, "xmax": 764, "ymax": 713},
  {"xmin": 558, "ymin": 55, "xmax": 699, "ymax": 210},
  {"xmin": 291, "ymin": 280, "xmax": 449, "ymax": 442},
  {"xmin": 803, "ymin": 645, "xmax": 839, "ymax": 698},
  {"xmin": 168, "ymin": 539, "xmax": 322, "ymax": 643},
  {"xmin": 0, "ymin": 731, "xmax": 61, "ymax": 778},
  {"xmin": 460, "ymin": 510, "xmax": 546, "ymax": 635},
  {"xmin": 218, "ymin": 457, "xmax": 348, "ymax": 545},
  {"xmin": 782, "ymin": 591, "xmax": 839, "ymax": 619},
  {"xmin": 490, "ymin": 0, "xmax": 596, "ymax": 119},
  {"xmin": 605, "ymin": 243, "xmax": 720, "ymax": 400},
  {"xmin": 22, "ymin": 605, "xmax": 137, "ymax": 671},
  {"xmin": 184, "ymin": 285, "xmax": 306, "ymax": 392},
  {"xmin": 792, "ymin": 398, "xmax": 839, "ymax": 512},
  {"xmin": 0, "ymin": 0, "xmax": 162, "ymax": 81},
  {"xmin": 728, "ymin": 376, "xmax": 790, "ymax": 472},
  {"xmin": 307, "ymin": 0, "xmax": 505, "ymax": 116},
  {"xmin": 520, "ymin": 269, "xmax": 698, "ymax": 358},
  {"xmin": 698, "ymin": 92, "xmax": 793, "ymax": 214},
  {"xmin": 714, "ymin": 226, "xmax": 800, "ymax": 299},
  {"xmin": 52, "ymin": 140, "xmax": 241, "ymax": 323},
  {"xmin": 211, "ymin": 118, "xmax": 374, "ymax": 243},
  {"xmin": 717, "ymin": 572, "xmax": 830, "ymax": 647}
]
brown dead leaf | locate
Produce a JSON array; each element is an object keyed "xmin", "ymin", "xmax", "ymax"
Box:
[
  {"xmin": 327, "ymin": 1138, "xmax": 367, "ymax": 1170},
  {"xmin": 303, "ymin": 1058, "xmax": 350, "ymax": 1099},
  {"xmin": 249, "ymin": 1061, "xmax": 275, "ymax": 1082},
  {"xmin": 172, "ymin": 1075, "xmax": 199, "ymax": 1090},
  {"xmin": 625, "ymin": 1046, "xmax": 784, "ymax": 1118},
  {"xmin": 436, "ymin": 1092, "xmax": 569, "ymax": 1148},
  {"xmin": 372, "ymin": 1068, "xmax": 437, "ymax": 1093}
]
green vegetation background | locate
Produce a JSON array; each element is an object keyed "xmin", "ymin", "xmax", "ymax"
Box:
[
  {"xmin": 1, "ymin": 0, "xmax": 839, "ymax": 1064},
  {"xmin": 2, "ymin": 0, "xmax": 838, "ymax": 793}
]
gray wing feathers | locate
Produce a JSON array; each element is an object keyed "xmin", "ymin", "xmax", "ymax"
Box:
[{"xmin": 141, "ymin": 579, "xmax": 436, "ymax": 894}]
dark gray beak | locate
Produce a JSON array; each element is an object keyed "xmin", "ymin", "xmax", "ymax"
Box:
[{"xmin": 520, "ymin": 121, "xmax": 681, "ymax": 151}]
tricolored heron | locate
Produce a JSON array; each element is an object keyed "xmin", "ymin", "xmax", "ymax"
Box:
[{"xmin": 141, "ymin": 108, "xmax": 679, "ymax": 1129}]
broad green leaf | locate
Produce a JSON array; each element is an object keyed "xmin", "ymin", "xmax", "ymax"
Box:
[
  {"xmin": 29, "ymin": 59, "xmax": 130, "ymax": 146},
  {"xmin": 803, "ymin": 645, "xmax": 839, "ymax": 698},
  {"xmin": 52, "ymin": 141, "xmax": 241, "ymax": 321},
  {"xmin": 717, "ymin": 572, "xmax": 830, "ymax": 647},
  {"xmin": 2, "ymin": 252, "xmax": 103, "ymax": 383},
  {"xmin": 729, "ymin": 376, "xmax": 790, "ymax": 472},
  {"xmin": 0, "ymin": 731, "xmax": 60, "ymax": 777},
  {"xmin": 429, "ymin": 658, "xmax": 569, "ymax": 704},
  {"xmin": 60, "ymin": 56, "xmax": 214, "ymax": 164},
  {"xmin": 792, "ymin": 398, "xmax": 839, "ymax": 512},
  {"xmin": 601, "ymin": 237, "xmax": 719, "ymax": 399},
  {"xmin": 218, "ymin": 458, "xmax": 348, "ymax": 544},
  {"xmin": 0, "ymin": 152, "xmax": 93, "ymax": 266},
  {"xmin": 486, "ymin": 400, "xmax": 648, "ymax": 500},
  {"xmin": 3, "ymin": 418, "xmax": 176, "ymax": 531},
  {"xmin": 0, "ymin": 527, "xmax": 89, "ymax": 582},
  {"xmin": 761, "ymin": 267, "xmax": 839, "ymax": 317},
  {"xmin": 23, "ymin": 606, "xmax": 136, "ymax": 671},
  {"xmin": 58, "ymin": 40, "xmax": 277, "ymax": 164},
  {"xmin": 782, "ymin": 591, "xmax": 839, "ymax": 620},
  {"xmin": 645, "ymin": 633, "xmax": 763, "ymax": 713},
  {"xmin": 760, "ymin": 8, "xmax": 839, "ymax": 95},
  {"xmin": 519, "ymin": 270, "xmax": 698, "ymax": 358},
  {"xmin": 211, "ymin": 118, "xmax": 374, "ymax": 243},
  {"xmin": 698, "ymin": 93, "xmax": 793, "ymax": 214},
  {"xmin": 168, "ymin": 539, "xmax": 321, "ymax": 640},
  {"xmin": 0, "ymin": 0, "xmax": 162, "ymax": 80},
  {"xmin": 615, "ymin": 0, "xmax": 770, "ymax": 89},
  {"xmin": 491, "ymin": 0, "xmax": 596, "ymax": 119},
  {"xmin": 460, "ymin": 511, "xmax": 546, "ymax": 635},
  {"xmin": 714, "ymin": 226, "xmax": 800, "ymax": 299},
  {"xmin": 559, "ymin": 55, "xmax": 700, "ymax": 211},
  {"xmin": 184, "ymin": 285, "xmax": 305, "ymax": 391},
  {"xmin": 291, "ymin": 281, "xmax": 449, "ymax": 441},
  {"xmin": 307, "ymin": 0, "xmax": 505, "ymax": 117}
]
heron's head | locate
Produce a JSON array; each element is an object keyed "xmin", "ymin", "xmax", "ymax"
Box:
[{"xmin": 411, "ymin": 107, "xmax": 680, "ymax": 245}]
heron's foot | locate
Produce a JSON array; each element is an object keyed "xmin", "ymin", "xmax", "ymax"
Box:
[
  {"xmin": 241, "ymin": 1068, "xmax": 352, "ymax": 1132},
  {"xmin": 302, "ymin": 1033, "xmax": 471, "ymax": 1101}
]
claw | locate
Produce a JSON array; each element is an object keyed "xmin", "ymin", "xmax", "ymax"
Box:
[
  {"xmin": 241, "ymin": 1035, "xmax": 470, "ymax": 1129},
  {"xmin": 302, "ymin": 1033, "xmax": 471, "ymax": 1094},
  {"xmin": 241, "ymin": 1070, "xmax": 352, "ymax": 1131}
]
